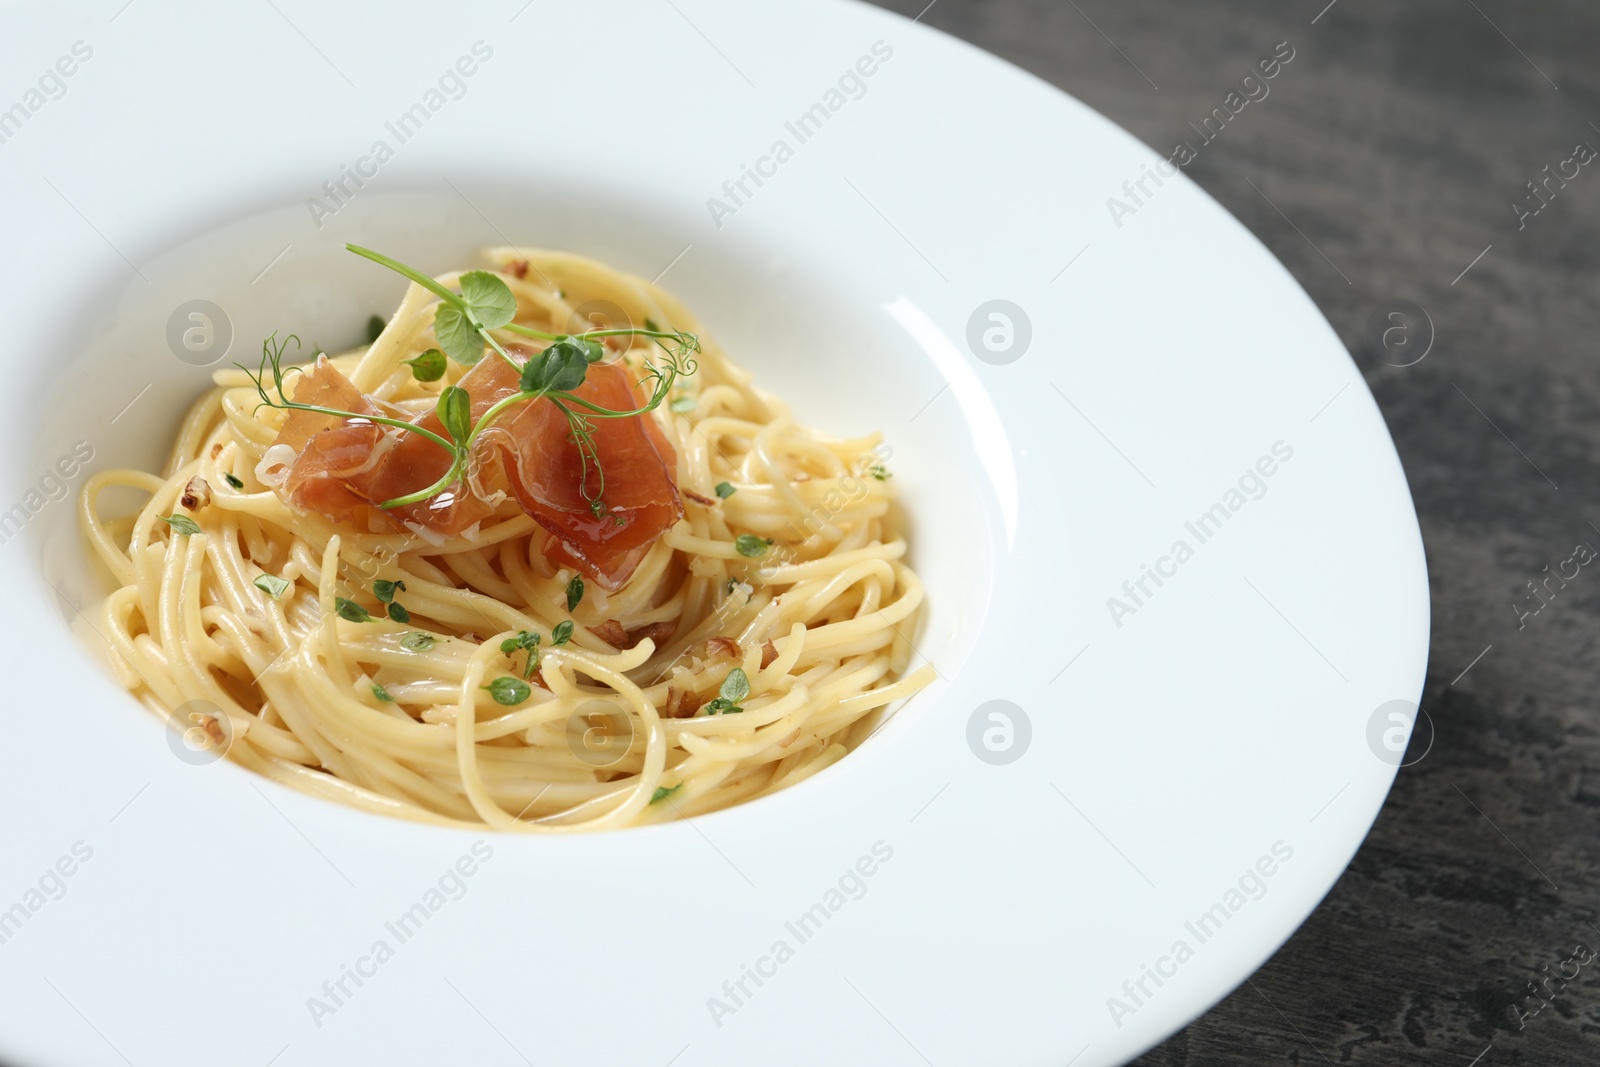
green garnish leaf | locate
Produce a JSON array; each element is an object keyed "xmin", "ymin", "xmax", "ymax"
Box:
[
  {"xmin": 372, "ymin": 579, "xmax": 405, "ymax": 604},
  {"xmin": 253, "ymin": 573, "xmax": 291, "ymax": 600},
  {"xmin": 160, "ymin": 514, "xmax": 202, "ymax": 537},
  {"xmin": 724, "ymin": 577, "xmax": 741, "ymax": 596},
  {"xmin": 371, "ymin": 682, "xmax": 394, "ymax": 702},
  {"xmin": 868, "ymin": 464, "xmax": 890, "ymax": 481},
  {"xmin": 482, "ymin": 676, "xmax": 532, "ymax": 706},
  {"xmin": 499, "ymin": 630, "xmax": 542, "ymax": 679},
  {"xmin": 366, "ymin": 315, "xmax": 385, "ymax": 343},
  {"xmin": 224, "ymin": 472, "xmax": 244, "ymax": 490},
  {"xmin": 735, "ymin": 534, "xmax": 771, "ymax": 558},
  {"xmin": 387, "ymin": 602, "xmax": 411, "ymax": 623},
  {"xmin": 521, "ymin": 338, "xmax": 590, "ymax": 394},
  {"xmin": 644, "ymin": 317, "xmax": 660, "ymax": 332},
  {"xmin": 650, "ymin": 783, "xmax": 682, "ymax": 804},
  {"xmin": 334, "ymin": 597, "xmax": 373, "ymax": 623},
  {"xmin": 458, "ymin": 270, "xmax": 517, "ymax": 330},
  {"xmin": 719, "ymin": 667, "xmax": 751, "ymax": 704},
  {"xmin": 669, "ymin": 395, "xmax": 696, "ymax": 414},
  {"xmin": 714, "ymin": 481, "xmax": 736, "ymax": 499},
  {"xmin": 566, "ymin": 575, "xmax": 585, "ymax": 612},
  {"xmin": 400, "ymin": 632, "xmax": 435, "ymax": 651},
  {"xmin": 551, "ymin": 620, "xmax": 574, "ymax": 646},
  {"xmin": 580, "ymin": 338, "xmax": 606, "ymax": 363},
  {"xmin": 701, "ymin": 670, "xmax": 751, "ymax": 716},
  {"xmin": 437, "ymin": 386, "xmax": 472, "ymax": 445},
  {"xmin": 432, "ymin": 303, "xmax": 483, "ymax": 365},
  {"xmin": 499, "ymin": 630, "xmax": 539, "ymax": 655},
  {"xmin": 403, "ymin": 348, "xmax": 447, "ymax": 383}
]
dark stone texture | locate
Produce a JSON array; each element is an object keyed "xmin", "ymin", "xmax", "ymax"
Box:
[{"xmin": 868, "ymin": 0, "xmax": 1600, "ymax": 1062}]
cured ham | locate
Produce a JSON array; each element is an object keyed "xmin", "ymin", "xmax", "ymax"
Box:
[{"xmin": 274, "ymin": 348, "xmax": 681, "ymax": 590}]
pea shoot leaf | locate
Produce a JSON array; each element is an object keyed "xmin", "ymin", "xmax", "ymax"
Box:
[
  {"xmin": 433, "ymin": 303, "xmax": 484, "ymax": 365},
  {"xmin": 458, "ymin": 270, "xmax": 517, "ymax": 330},
  {"xmin": 403, "ymin": 348, "xmax": 447, "ymax": 382},
  {"xmin": 521, "ymin": 338, "xmax": 590, "ymax": 394},
  {"xmin": 438, "ymin": 386, "xmax": 472, "ymax": 445}
]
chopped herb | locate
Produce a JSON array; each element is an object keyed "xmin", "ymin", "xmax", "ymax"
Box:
[
  {"xmin": 371, "ymin": 682, "xmax": 394, "ymax": 702},
  {"xmin": 867, "ymin": 464, "xmax": 891, "ymax": 480},
  {"xmin": 650, "ymin": 783, "xmax": 683, "ymax": 804},
  {"xmin": 551, "ymin": 620, "xmax": 574, "ymax": 646},
  {"xmin": 735, "ymin": 534, "xmax": 772, "ymax": 558},
  {"xmin": 714, "ymin": 481, "xmax": 736, "ymax": 499},
  {"xmin": 372, "ymin": 580, "xmax": 405, "ymax": 603},
  {"xmin": 704, "ymin": 667, "xmax": 750, "ymax": 715},
  {"xmin": 499, "ymin": 630, "xmax": 538, "ymax": 655},
  {"xmin": 334, "ymin": 597, "xmax": 373, "ymax": 623},
  {"xmin": 720, "ymin": 667, "xmax": 751, "ymax": 703},
  {"xmin": 431, "ymin": 271, "xmax": 518, "ymax": 365},
  {"xmin": 669, "ymin": 395, "xmax": 696, "ymax": 414},
  {"xmin": 499, "ymin": 630, "xmax": 542, "ymax": 679},
  {"xmin": 482, "ymin": 676, "xmax": 532, "ymax": 706},
  {"xmin": 402, "ymin": 348, "xmax": 447, "ymax": 382},
  {"xmin": 566, "ymin": 575, "xmax": 585, "ymax": 612},
  {"xmin": 253, "ymin": 573, "xmax": 291, "ymax": 600},
  {"xmin": 387, "ymin": 602, "xmax": 411, "ymax": 623},
  {"xmin": 366, "ymin": 314, "xmax": 385, "ymax": 343},
  {"xmin": 223, "ymin": 472, "xmax": 244, "ymax": 490},
  {"xmin": 160, "ymin": 514, "xmax": 202, "ymax": 537},
  {"xmin": 400, "ymin": 632, "xmax": 435, "ymax": 651},
  {"xmin": 724, "ymin": 577, "xmax": 741, "ymax": 596},
  {"xmin": 644, "ymin": 317, "xmax": 660, "ymax": 332}
]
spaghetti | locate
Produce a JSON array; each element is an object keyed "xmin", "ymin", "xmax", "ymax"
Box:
[{"xmin": 79, "ymin": 247, "xmax": 931, "ymax": 831}]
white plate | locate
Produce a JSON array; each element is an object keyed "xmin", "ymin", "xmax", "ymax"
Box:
[{"xmin": 0, "ymin": 2, "xmax": 1427, "ymax": 1065}]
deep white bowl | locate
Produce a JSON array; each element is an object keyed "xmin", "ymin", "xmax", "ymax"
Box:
[{"xmin": 0, "ymin": 3, "xmax": 1427, "ymax": 1065}]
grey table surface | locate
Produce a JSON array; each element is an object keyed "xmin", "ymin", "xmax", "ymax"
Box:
[{"xmin": 864, "ymin": 0, "xmax": 1600, "ymax": 1064}]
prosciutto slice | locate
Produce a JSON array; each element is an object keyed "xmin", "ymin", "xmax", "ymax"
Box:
[{"xmin": 275, "ymin": 348, "xmax": 681, "ymax": 590}]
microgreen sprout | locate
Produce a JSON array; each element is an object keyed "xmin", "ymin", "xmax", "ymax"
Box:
[{"xmin": 240, "ymin": 245, "xmax": 701, "ymax": 520}]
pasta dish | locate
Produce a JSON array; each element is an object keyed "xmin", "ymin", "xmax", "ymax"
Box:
[{"xmin": 78, "ymin": 245, "xmax": 930, "ymax": 830}]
